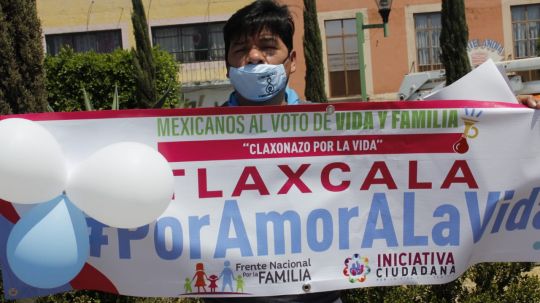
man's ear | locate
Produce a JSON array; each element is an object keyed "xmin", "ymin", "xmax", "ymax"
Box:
[{"xmin": 289, "ymin": 50, "xmax": 297, "ymax": 74}]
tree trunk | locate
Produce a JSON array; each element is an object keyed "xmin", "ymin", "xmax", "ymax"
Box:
[
  {"xmin": 131, "ymin": 0, "xmax": 157, "ymax": 108},
  {"xmin": 439, "ymin": 0, "xmax": 471, "ymax": 86},
  {"xmin": 303, "ymin": 0, "xmax": 327, "ymax": 102}
]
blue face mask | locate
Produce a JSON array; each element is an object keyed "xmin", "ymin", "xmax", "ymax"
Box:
[{"xmin": 229, "ymin": 63, "xmax": 288, "ymax": 102}]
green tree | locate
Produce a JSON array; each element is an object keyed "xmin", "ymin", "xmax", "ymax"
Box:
[
  {"xmin": 303, "ymin": 0, "xmax": 327, "ymax": 103},
  {"xmin": 131, "ymin": 0, "xmax": 158, "ymax": 108},
  {"xmin": 0, "ymin": 2, "xmax": 15, "ymax": 115},
  {"xmin": 458, "ymin": 262, "xmax": 538, "ymax": 303},
  {"xmin": 45, "ymin": 47, "xmax": 179, "ymax": 111},
  {"xmin": 439, "ymin": 0, "xmax": 471, "ymax": 85},
  {"xmin": 0, "ymin": 0, "xmax": 47, "ymax": 114}
]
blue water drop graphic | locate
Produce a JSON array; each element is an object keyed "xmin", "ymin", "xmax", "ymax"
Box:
[
  {"xmin": 6, "ymin": 195, "xmax": 89, "ymax": 288},
  {"xmin": 533, "ymin": 241, "xmax": 540, "ymax": 250}
]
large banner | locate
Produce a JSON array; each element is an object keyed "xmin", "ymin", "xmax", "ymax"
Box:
[{"xmin": 1, "ymin": 100, "xmax": 540, "ymax": 299}]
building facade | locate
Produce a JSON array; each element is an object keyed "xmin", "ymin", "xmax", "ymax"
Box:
[{"xmin": 37, "ymin": 0, "xmax": 540, "ymax": 105}]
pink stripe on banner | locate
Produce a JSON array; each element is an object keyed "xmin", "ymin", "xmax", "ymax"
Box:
[
  {"xmin": 0, "ymin": 100, "xmax": 526, "ymax": 121},
  {"xmin": 158, "ymin": 133, "xmax": 463, "ymax": 162}
]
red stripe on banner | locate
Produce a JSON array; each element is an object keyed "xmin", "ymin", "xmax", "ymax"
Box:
[
  {"xmin": 71, "ymin": 263, "xmax": 119, "ymax": 294},
  {"xmin": 173, "ymin": 169, "xmax": 185, "ymax": 176},
  {"xmin": 158, "ymin": 133, "xmax": 463, "ymax": 162},
  {"xmin": 0, "ymin": 199, "xmax": 20, "ymax": 223},
  {"xmin": 0, "ymin": 100, "xmax": 526, "ymax": 121}
]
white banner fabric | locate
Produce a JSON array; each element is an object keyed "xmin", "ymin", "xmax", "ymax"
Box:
[{"xmin": 1, "ymin": 100, "xmax": 540, "ymax": 299}]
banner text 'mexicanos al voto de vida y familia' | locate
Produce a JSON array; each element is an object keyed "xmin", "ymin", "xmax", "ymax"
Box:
[{"xmin": 1, "ymin": 100, "xmax": 540, "ymax": 299}]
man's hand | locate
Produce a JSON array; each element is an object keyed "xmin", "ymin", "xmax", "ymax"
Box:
[{"xmin": 518, "ymin": 95, "xmax": 540, "ymax": 109}]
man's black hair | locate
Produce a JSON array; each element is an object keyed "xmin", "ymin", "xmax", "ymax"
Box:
[{"xmin": 223, "ymin": 0, "xmax": 295, "ymax": 61}]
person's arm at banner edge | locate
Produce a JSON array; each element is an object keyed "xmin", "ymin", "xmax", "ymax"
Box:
[{"xmin": 518, "ymin": 95, "xmax": 540, "ymax": 109}]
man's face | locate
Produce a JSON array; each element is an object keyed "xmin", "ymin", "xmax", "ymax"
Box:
[{"xmin": 227, "ymin": 29, "xmax": 296, "ymax": 77}]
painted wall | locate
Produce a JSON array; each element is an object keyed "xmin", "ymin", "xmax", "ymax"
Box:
[
  {"xmin": 37, "ymin": 0, "xmax": 538, "ymax": 103},
  {"xmin": 317, "ymin": 0, "xmax": 401, "ymax": 100},
  {"xmin": 315, "ymin": 0, "xmax": 525, "ymax": 100},
  {"xmin": 37, "ymin": 0, "xmax": 253, "ymax": 47}
]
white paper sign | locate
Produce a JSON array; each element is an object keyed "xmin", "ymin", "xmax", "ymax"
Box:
[{"xmin": 425, "ymin": 59, "xmax": 518, "ymax": 103}]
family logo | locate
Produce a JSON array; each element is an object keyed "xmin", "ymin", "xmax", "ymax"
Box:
[
  {"xmin": 183, "ymin": 261, "xmax": 246, "ymax": 295},
  {"xmin": 342, "ymin": 254, "xmax": 371, "ymax": 283},
  {"xmin": 453, "ymin": 108, "xmax": 482, "ymax": 154}
]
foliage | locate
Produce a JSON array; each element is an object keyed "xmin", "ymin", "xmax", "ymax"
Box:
[
  {"xmin": 500, "ymin": 275, "xmax": 540, "ymax": 303},
  {"xmin": 0, "ymin": 3, "xmax": 13, "ymax": 115},
  {"xmin": 302, "ymin": 0, "xmax": 327, "ymax": 103},
  {"xmin": 44, "ymin": 47, "xmax": 179, "ymax": 111},
  {"xmin": 131, "ymin": 0, "xmax": 159, "ymax": 108},
  {"xmin": 342, "ymin": 280, "xmax": 465, "ymax": 303},
  {"xmin": 342, "ymin": 263, "xmax": 540, "ymax": 303},
  {"xmin": 459, "ymin": 262, "xmax": 538, "ymax": 303},
  {"xmin": 35, "ymin": 290, "xmax": 201, "ymax": 303},
  {"xmin": 439, "ymin": 0, "xmax": 471, "ymax": 86},
  {"xmin": 0, "ymin": 0, "xmax": 47, "ymax": 114}
]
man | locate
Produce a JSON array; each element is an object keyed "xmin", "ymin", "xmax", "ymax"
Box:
[
  {"xmin": 223, "ymin": 0, "xmax": 303, "ymax": 107},
  {"xmin": 209, "ymin": 1, "xmax": 343, "ymax": 302}
]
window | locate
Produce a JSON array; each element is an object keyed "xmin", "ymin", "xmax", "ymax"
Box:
[
  {"xmin": 46, "ymin": 30, "xmax": 122, "ymax": 55},
  {"xmin": 152, "ymin": 22, "xmax": 225, "ymax": 63},
  {"xmin": 512, "ymin": 4, "xmax": 540, "ymax": 81},
  {"xmin": 512, "ymin": 4, "xmax": 540, "ymax": 58},
  {"xmin": 325, "ymin": 19, "xmax": 361, "ymax": 98},
  {"xmin": 414, "ymin": 12, "xmax": 442, "ymax": 72}
]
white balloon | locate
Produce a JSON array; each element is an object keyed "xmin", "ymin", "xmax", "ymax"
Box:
[
  {"xmin": 66, "ymin": 142, "xmax": 174, "ymax": 228},
  {"xmin": 0, "ymin": 118, "xmax": 67, "ymax": 204}
]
